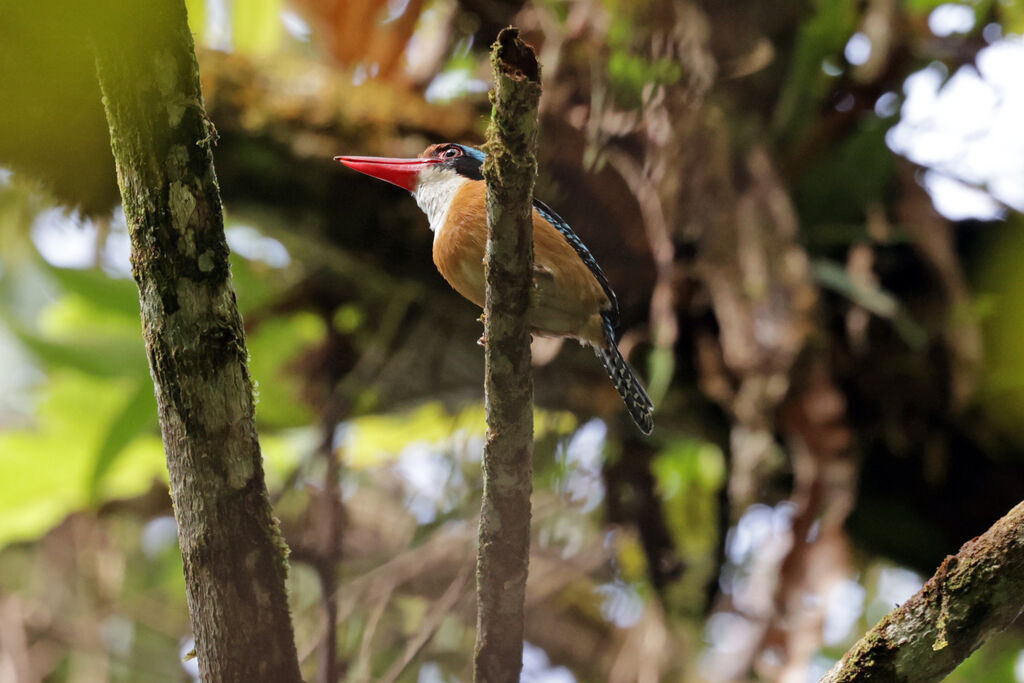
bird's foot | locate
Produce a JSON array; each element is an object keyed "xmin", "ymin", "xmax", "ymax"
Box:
[{"xmin": 477, "ymin": 334, "xmax": 487, "ymax": 347}]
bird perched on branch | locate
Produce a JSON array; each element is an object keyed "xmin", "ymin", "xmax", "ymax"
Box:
[{"xmin": 335, "ymin": 143, "xmax": 654, "ymax": 434}]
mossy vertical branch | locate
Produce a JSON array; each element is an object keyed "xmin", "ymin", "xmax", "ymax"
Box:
[
  {"xmin": 91, "ymin": 0, "xmax": 301, "ymax": 680},
  {"xmin": 474, "ymin": 26, "xmax": 542, "ymax": 683}
]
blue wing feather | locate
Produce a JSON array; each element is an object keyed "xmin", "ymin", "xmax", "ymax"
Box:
[{"xmin": 532, "ymin": 198, "xmax": 620, "ymax": 329}]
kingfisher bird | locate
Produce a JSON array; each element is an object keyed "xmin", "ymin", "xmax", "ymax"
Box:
[{"xmin": 334, "ymin": 143, "xmax": 654, "ymax": 434}]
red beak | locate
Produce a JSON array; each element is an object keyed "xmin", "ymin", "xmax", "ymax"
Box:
[{"xmin": 334, "ymin": 155, "xmax": 439, "ymax": 192}]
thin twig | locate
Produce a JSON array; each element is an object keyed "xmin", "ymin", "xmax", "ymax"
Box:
[
  {"xmin": 379, "ymin": 561, "xmax": 474, "ymax": 683},
  {"xmin": 315, "ymin": 401, "xmax": 344, "ymax": 683},
  {"xmin": 352, "ymin": 587, "xmax": 393, "ymax": 683}
]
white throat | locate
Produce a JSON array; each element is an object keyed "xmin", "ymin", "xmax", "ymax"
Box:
[{"xmin": 413, "ymin": 167, "xmax": 469, "ymax": 237}]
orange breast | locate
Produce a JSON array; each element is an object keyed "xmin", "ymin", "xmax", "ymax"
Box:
[
  {"xmin": 433, "ymin": 181, "xmax": 610, "ymax": 345},
  {"xmin": 433, "ymin": 181, "xmax": 489, "ymax": 307}
]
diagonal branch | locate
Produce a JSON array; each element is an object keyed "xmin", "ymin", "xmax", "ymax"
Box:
[
  {"xmin": 823, "ymin": 501, "xmax": 1024, "ymax": 682},
  {"xmin": 473, "ymin": 26, "xmax": 542, "ymax": 683}
]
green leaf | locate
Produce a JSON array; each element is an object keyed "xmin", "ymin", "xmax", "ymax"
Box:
[
  {"xmin": 0, "ymin": 277, "xmax": 147, "ymax": 377},
  {"xmin": 944, "ymin": 632, "xmax": 1021, "ymax": 683},
  {"xmin": 796, "ymin": 120, "xmax": 895, "ymax": 227},
  {"xmin": 977, "ymin": 217, "xmax": 1024, "ymax": 443},
  {"xmin": 8, "ymin": 321, "xmax": 147, "ymax": 377},
  {"xmin": 773, "ymin": 0, "xmax": 857, "ymax": 141},
  {"xmin": 0, "ymin": 371, "xmax": 165, "ymax": 548},
  {"xmin": 247, "ymin": 312, "xmax": 324, "ymax": 429},
  {"xmin": 232, "ymin": 0, "xmax": 282, "ymax": 56},
  {"xmin": 812, "ymin": 258, "xmax": 928, "ymax": 348},
  {"xmin": 998, "ymin": 0, "xmax": 1024, "ymax": 34},
  {"xmin": 228, "ymin": 252, "xmax": 282, "ymax": 314},
  {"xmin": 903, "ymin": 0, "xmax": 949, "ymax": 11},
  {"xmin": 344, "ymin": 402, "xmax": 575, "ymax": 469},
  {"xmin": 89, "ymin": 378, "xmax": 158, "ymax": 502},
  {"xmin": 903, "ymin": 0, "xmax": 993, "ymax": 17},
  {"xmin": 646, "ymin": 345, "xmax": 675, "ymax": 407},
  {"xmin": 43, "ymin": 265, "xmax": 140, "ymax": 319},
  {"xmin": 607, "ymin": 53, "xmax": 682, "ymax": 109},
  {"xmin": 651, "ymin": 438, "xmax": 725, "ymax": 557}
]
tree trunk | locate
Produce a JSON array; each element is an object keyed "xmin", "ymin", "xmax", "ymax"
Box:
[
  {"xmin": 473, "ymin": 27, "xmax": 542, "ymax": 683},
  {"xmin": 92, "ymin": 1, "xmax": 302, "ymax": 680}
]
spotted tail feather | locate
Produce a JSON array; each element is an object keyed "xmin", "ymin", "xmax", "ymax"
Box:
[{"xmin": 596, "ymin": 312, "xmax": 654, "ymax": 435}]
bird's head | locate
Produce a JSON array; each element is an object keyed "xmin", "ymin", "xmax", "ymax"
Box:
[{"xmin": 334, "ymin": 143, "xmax": 484, "ymax": 192}]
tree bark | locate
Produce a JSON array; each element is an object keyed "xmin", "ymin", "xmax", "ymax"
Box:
[
  {"xmin": 92, "ymin": 1, "xmax": 302, "ymax": 680},
  {"xmin": 473, "ymin": 27, "xmax": 542, "ymax": 683},
  {"xmin": 823, "ymin": 501, "xmax": 1024, "ymax": 682}
]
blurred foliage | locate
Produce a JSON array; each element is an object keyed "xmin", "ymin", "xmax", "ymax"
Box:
[
  {"xmin": 773, "ymin": 0, "xmax": 857, "ymax": 142},
  {"xmin": 0, "ymin": 370, "xmax": 164, "ymax": 547},
  {"xmin": 232, "ymin": 0, "xmax": 285, "ymax": 55},
  {"xmin": 2, "ymin": 0, "xmax": 1024, "ymax": 681},
  {"xmin": 977, "ymin": 216, "xmax": 1024, "ymax": 442}
]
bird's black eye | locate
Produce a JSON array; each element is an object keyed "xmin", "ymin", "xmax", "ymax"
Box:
[{"xmin": 441, "ymin": 146, "xmax": 462, "ymax": 159}]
